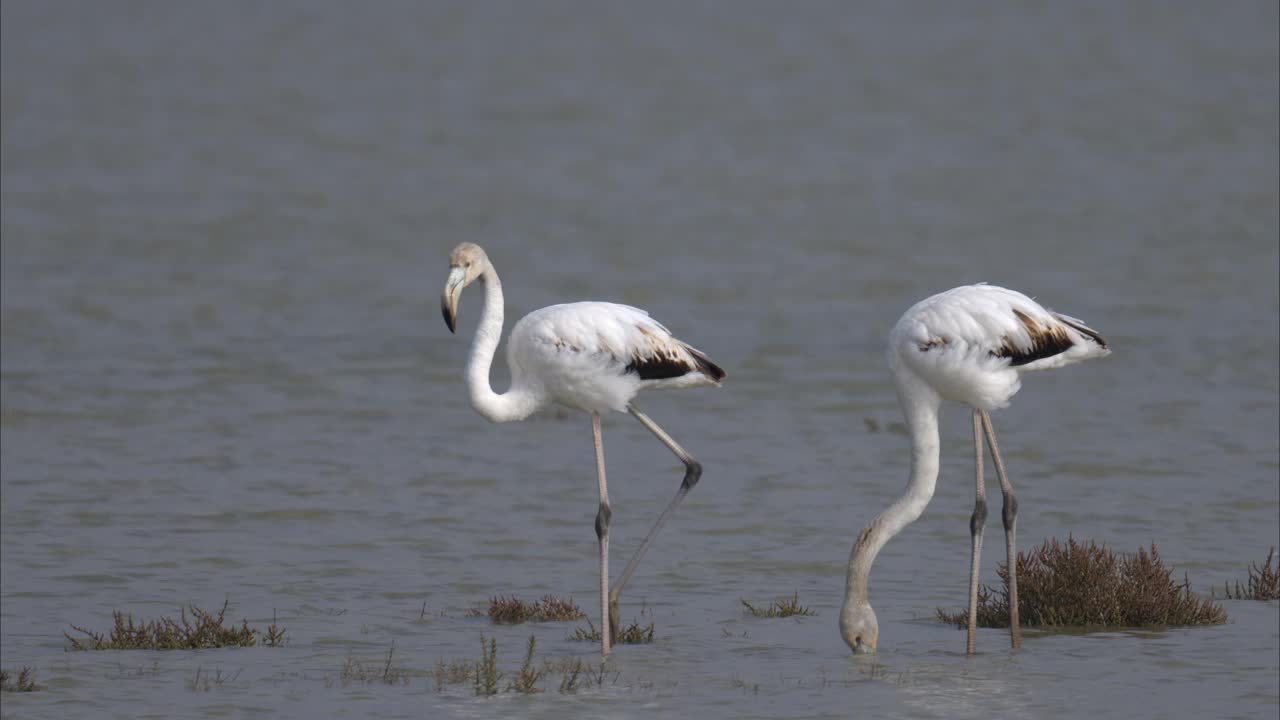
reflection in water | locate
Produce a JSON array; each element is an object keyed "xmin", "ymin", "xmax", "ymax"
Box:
[{"xmin": 858, "ymin": 657, "xmax": 1034, "ymax": 720}]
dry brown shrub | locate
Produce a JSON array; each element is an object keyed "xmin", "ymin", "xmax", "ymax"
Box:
[{"xmin": 937, "ymin": 536, "xmax": 1227, "ymax": 629}]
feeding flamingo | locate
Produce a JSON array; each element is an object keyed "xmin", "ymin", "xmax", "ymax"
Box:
[{"xmin": 841, "ymin": 284, "xmax": 1109, "ymax": 655}]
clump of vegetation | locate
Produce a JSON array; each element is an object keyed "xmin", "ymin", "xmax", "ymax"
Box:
[
  {"xmin": 0, "ymin": 667, "xmax": 42, "ymax": 692},
  {"xmin": 433, "ymin": 657, "xmax": 474, "ymax": 692},
  {"xmin": 551, "ymin": 657, "xmax": 617, "ymax": 693},
  {"xmin": 433, "ymin": 635, "xmax": 621, "ymax": 696},
  {"xmin": 188, "ymin": 666, "xmax": 240, "ymax": 692},
  {"xmin": 557, "ymin": 659, "xmax": 584, "ymax": 693},
  {"xmin": 262, "ymin": 610, "xmax": 286, "ymax": 647},
  {"xmin": 330, "ymin": 644, "xmax": 409, "ymax": 688},
  {"xmin": 617, "ymin": 621, "xmax": 656, "ymax": 644},
  {"xmin": 937, "ymin": 536, "xmax": 1227, "ymax": 629},
  {"xmin": 467, "ymin": 595, "xmax": 586, "ymax": 624},
  {"xmin": 741, "ymin": 591, "xmax": 817, "ymax": 618},
  {"xmin": 474, "ymin": 635, "xmax": 500, "ymax": 696},
  {"xmin": 65, "ymin": 600, "xmax": 282, "ymax": 650},
  {"xmin": 568, "ymin": 618, "xmax": 655, "ymax": 644},
  {"xmin": 1220, "ymin": 548, "xmax": 1279, "ymax": 601},
  {"xmin": 508, "ymin": 636, "xmax": 543, "ymax": 694}
]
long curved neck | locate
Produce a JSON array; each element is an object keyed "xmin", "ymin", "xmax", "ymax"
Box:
[
  {"xmin": 843, "ymin": 367, "xmax": 942, "ymax": 611},
  {"xmin": 465, "ymin": 263, "xmax": 539, "ymax": 423}
]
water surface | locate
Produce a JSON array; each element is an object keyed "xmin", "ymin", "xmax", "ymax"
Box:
[{"xmin": 2, "ymin": 2, "xmax": 1277, "ymax": 718}]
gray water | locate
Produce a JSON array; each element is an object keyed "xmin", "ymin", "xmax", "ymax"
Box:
[{"xmin": 2, "ymin": 2, "xmax": 1277, "ymax": 718}]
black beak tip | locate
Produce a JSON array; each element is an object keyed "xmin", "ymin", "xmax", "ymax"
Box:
[{"xmin": 442, "ymin": 304, "xmax": 456, "ymax": 334}]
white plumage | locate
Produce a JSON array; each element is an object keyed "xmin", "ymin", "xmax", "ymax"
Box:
[
  {"xmin": 842, "ymin": 284, "xmax": 1109, "ymax": 657},
  {"xmin": 891, "ymin": 284, "xmax": 1109, "ymax": 410},
  {"xmin": 510, "ymin": 302, "xmax": 724, "ymax": 414},
  {"xmin": 441, "ymin": 243, "xmax": 723, "ymax": 656}
]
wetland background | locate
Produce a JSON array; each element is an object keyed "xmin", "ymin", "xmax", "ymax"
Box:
[{"xmin": 2, "ymin": 1, "xmax": 1278, "ymax": 718}]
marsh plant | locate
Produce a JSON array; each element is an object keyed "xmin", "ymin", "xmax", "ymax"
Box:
[
  {"xmin": 741, "ymin": 591, "xmax": 817, "ymax": 618},
  {"xmin": 262, "ymin": 610, "xmax": 286, "ymax": 647},
  {"xmin": 65, "ymin": 600, "xmax": 286, "ymax": 650},
  {"xmin": 474, "ymin": 635, "xmax": 500, "ymax": 696},
  {"xmin": 938, "ymin": 537, "xmax": 1228, "ymax": 629},
  {"xmin": 557, "ymin": 659, "xmax": 585, "ymax": 693},
  {"xmin": 434, "ymin": 635, "xmax": 616, "ymax": 695},
  {"xmin": 568, "ymin": 618, "xmax": 655, "ymax": 644},
  {"xmin": 0, "ymin": 667, "xmax": 41, "ymax": 692},
  {"xmin": 468, "ymin": 595, "xmax": 585, "ymax": 624},
  {"xmin": 509, "ymin": 636, "xmax": 543, "ymax": 694},
  {"xmin": 472, "ymin": 635, "xmax": 553, "ymax": 695},
  {"xmin": 1220, "ymin": 547, "xmax": 1279, "ymax": 601},
  {"xmin": 331, "ymin": 644, "xmax": 409, "ymax": 688},
  {"xmin": 552, "ymin": 657, "xmax": 618, "ymax": 693},
  {"xmin": 433, "ymin": 658, "xmax": 474, "ymax": 692},
  {"xmin": 188, "ymin": 666, "xmax": 241, "ymax": 692}
]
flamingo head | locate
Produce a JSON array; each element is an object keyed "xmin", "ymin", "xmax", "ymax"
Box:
[
  {"xmin": 840, "ymin": 602, "xmax": 879, "ymax": 654},
  {"xmin": 442, "ymin": 243, "xmax": 489, "ymax": 333}
]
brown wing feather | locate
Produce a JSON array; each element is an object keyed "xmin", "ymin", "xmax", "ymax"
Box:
[
  {"xmin": 625, "ymin": 326, "xmax": 726, "ymax": 382},
  {"xmin": 993, "ymin": 309, "xmax": 1076, "ymax": 366},
  {"xmin": 1053, "ymin": 313, "xmax": 1110, "ymax": 350}
]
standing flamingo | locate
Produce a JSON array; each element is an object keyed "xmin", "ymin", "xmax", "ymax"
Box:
[
  {"xmin": 841, "ymin": 284, "xmax": 1109, "ymax": 655},
  {"xmin": 440, "ymin": 242, "xmax": 725, "ymax": 655}
]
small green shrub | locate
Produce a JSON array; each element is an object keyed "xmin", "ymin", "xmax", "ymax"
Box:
[
  {"xmin": 474, "ymin": 635, "xmax": 499, "ymax": 696},
  {"xmin": 508, "ymin": 636, "xmax": 543, "ymax": 694},
  {"xmin": 741, "ymin": 591, "xmax": 817, "ymax": 618}
]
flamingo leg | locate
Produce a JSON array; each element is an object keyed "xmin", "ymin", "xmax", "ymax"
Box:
[
  {"xmin": 967, "ymin": 409, "xmax": 988, "ymax": 656},
  {"xmin": 607, "ymin": 403, "xmax": 702, "ymax": 643},
  {"xmin": 591, "ymin": 411, "xmax": 613, "ymax": 655},
  {"xmin": 980, "ymin": 410, "xmax": 1021, "ymax": 650}
]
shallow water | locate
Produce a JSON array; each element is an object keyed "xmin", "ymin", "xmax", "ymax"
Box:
[{"xmin": 2, "ymin": 2, "xmax": 1277, "ymax": 718}]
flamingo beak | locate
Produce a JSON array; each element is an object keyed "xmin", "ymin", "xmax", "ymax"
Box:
[{"xmin": 441, "ymin": 266, "xmax": 465, "ymax": 334}]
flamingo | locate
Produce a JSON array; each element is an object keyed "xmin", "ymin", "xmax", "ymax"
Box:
[
  {"xmin": 840, "ymin": 284, "xmax": 1109, "ymax": 655},
  {"xmin": 440, "ymin": 242, "xmax": 725, "ymax": 655}
]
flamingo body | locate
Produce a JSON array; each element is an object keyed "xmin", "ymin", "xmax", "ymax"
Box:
[
  {"xmin": 508, "ymin": 302, "xmax": 724, "ymax": 414},
  {"xmin": 891, "ymin": 284, "xmax": 1109, "ymax": 410}
]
